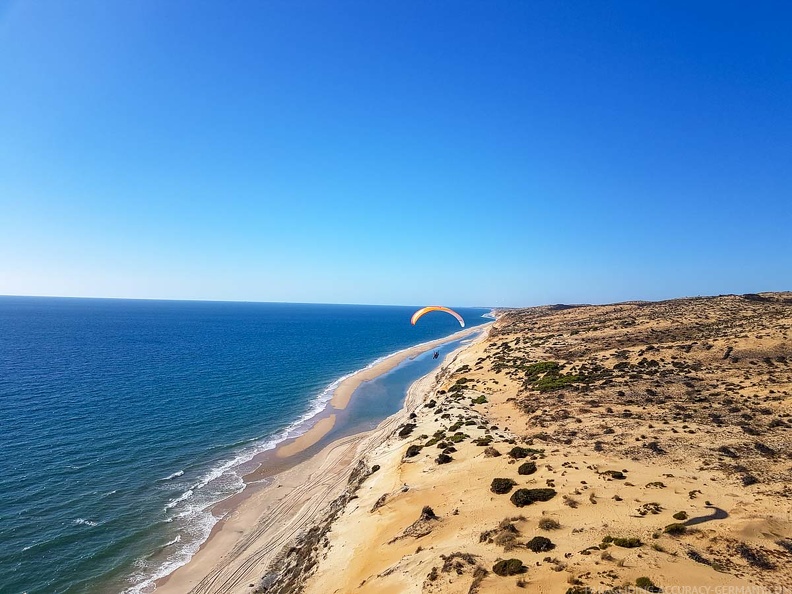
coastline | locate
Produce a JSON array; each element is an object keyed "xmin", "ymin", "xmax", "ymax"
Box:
[
  {"xmin": 299, "ymin": 295, "xmax": 792, "ymax": 593},
  {"xmin": 152, "ymin": 322, "xmax": 492, "ymax": 593}
]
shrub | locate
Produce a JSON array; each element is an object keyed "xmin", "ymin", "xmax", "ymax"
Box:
[
  {"xmin": 510, "ymin": 488, "xmax": 556, "ymax": 507},
  {"xmin": 612, "ymin": 537, "xmax": 642, "ymax": 548},
  {"xmin": 371, "ymin": 464, "xmax": 380, "ymax": 473},
  {"xmin": 525, "ymin": 536, "xmax": 555, "ymax": 552},
  {"xmin": 436, "ymin": 453, "xmax": 453, "ymax": 464},
  {"xmin": 405, "ymin": 445, "xmax": 423, "ymax": 458},
  {"xmin": 664, "ymin": 523, "xmax": 687, "ymax": 536},
  {"xmin": 398, "ymin": 423, "xmax": 416, "ymax": 437},
  {"xmin": 471, "ymin": 395, "xmax": 488, "ymax": 405},
  {"xmin": 636, "ymin": 576, "xmax": 661, "ymax": 592},
  {"xmin": 491, "ymin": 478, "xmax": 517, "ymax": 494},
  {"xmin": 492, "ymin": 558, "xmax": 526, "ymax": 576},
  {"xmin": 538, "ymin": 517, "xmax": 560, "ymax": 530},
  {"xmin": 509, "ymin": 447, "xmax": 531, "ymax": 459},
  {"xmin": 602, "ymin": 470, "xmax": 625, "ymax": 480},
  {"xmin": 475, "ymin": 436, "xmax": 494, "ymax": 446},
  {"xmin": 517, "ymin": 462, "xmax": 537, "ymax": 475},
  {"xmin": 672, "ymin": 511, "xmax": 688, "ymax": 521}
]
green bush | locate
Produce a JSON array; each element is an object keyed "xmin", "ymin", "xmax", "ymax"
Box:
[
  {"xmin": 509, "ymin": 447, "xmax": 531, "ymax": 459},
  {"xmin": 490, "ymin": 478, "xmax": 517, "ymax": 494},
  {"xmin": 492, "ymin": 558, "xmax": 526, "ymax": 576},
  {"xmin": 510, "ymin": 488, "xmax": 556, "ymax": 507},
  {"xmin": 672, "ymin": 511, "xmax": 688, "ymax": 521},
  {"xmin": 405, "ymin": 445, "xmax": 423, "ymax": 458},
  {"xmin": 664, "ymin": 523, "xmax": 687, "ymax": 536},
  {"xmin": 636, "ymin": 577, "xmax": 661, "ymax": 592},
  {"xmin": 517, "ymin": 461, "xmax": 537, "ymax": 475},
  {"xmin": 612, "ymin": 537, "xmax": 642, "ymax": 548},
  {"xmin": 398, "ymin": 423, "xmax": 416, "ymax": 437},
  {"xmin": 525, "ymin": 536, "xmax": 555, "ymax": 552}
]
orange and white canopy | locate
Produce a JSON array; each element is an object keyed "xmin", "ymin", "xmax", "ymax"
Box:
[{"xmin": 410, "ymin": 306, "xmax": 465, "ymax": 327}]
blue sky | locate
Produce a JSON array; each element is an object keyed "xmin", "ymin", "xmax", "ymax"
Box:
[{"xmin": 1, "ymin": 1, "xmax": 790, "ymax": 307}]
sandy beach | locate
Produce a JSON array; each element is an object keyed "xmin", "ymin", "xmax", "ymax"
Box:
[{"xmin": 154, "ymin": 324, "xmax": 490, "ymax": 593}]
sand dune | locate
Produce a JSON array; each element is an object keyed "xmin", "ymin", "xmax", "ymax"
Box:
[{"xmin": 302, "ymin": 293, "xmax": 792, "ymax": 593}]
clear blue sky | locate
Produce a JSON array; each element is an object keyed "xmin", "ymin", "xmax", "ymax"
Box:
[{"xmin": 1, "ymin": 1, "xmax": 790, "ymax": 307}]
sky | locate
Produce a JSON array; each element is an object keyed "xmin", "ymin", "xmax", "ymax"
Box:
[{"xmin": 1, "ymin": 0, "xmax": 790, "ymax": 307}]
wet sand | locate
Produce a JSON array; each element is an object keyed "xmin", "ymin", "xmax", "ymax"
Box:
[{"xmin": 276, "ymin": 414, "xmax": 336, "ymax": 458}]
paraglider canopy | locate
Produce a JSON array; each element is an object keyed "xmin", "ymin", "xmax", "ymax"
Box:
[{"xmin": 411, "ymin": 306, "xmax": 465, "ymax": 328}]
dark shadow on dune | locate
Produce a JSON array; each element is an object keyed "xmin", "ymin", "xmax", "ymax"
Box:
[{"xmin": 684, "ymin": 506, "xmax": 728, "ymax": 526}]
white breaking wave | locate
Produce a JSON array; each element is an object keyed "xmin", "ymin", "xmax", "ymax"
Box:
[
  {"xmin": 164, "ymin": 489, "xmax": 193, "ymax": 510},
  {"xmin": 124, "ymin": 505, "xmax": 218, "ymax": 594},
  {"xmin": 73, "ymin": 518, "xmax": 99, "ymax": 527},
  {"xmin": 123, "ymin": 330, "xmax": 476, "ymax": 593},
  {"xmin": 160, "ymin": 470, "xmax": 184, "ymax": 481}
]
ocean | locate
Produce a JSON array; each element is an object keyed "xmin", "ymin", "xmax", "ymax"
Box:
[{"xmin": 0, "ymin": 297, "xmax": 490, "ymax": 593}]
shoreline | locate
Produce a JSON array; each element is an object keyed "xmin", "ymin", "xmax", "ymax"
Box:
[{"xmin": 152, "ymin": 322, "xmax": 492, "ymax": 593}]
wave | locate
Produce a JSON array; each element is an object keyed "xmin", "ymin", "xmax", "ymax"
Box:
[
  {"xmin": 123, "ymin": 328, "xmax": 475, "ymax": 592},
  {"xmin": 73, "ymin": 518, "xmax": 99, "ymax": 527},
  {"xmin": 124, "ymin": 507, "xmax": 218, "ymax": 594},
  {"xmin": 159, "ymin": 470, "xmax": 184, "ymax": 481},
  {"xmin": 481, "ymin": 310, "xmax": 496, "ymax": 319},
  {"xmin": 164, "ymin": 490, "xmax": 193, "ymax": 510}
]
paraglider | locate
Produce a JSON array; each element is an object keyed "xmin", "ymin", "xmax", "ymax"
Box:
[{"xmin": 410, "ymin": 306, "xmax": 465, "ymax": 328}]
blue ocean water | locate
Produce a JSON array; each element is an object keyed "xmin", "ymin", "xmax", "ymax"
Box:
[{"xmin": 0, "ymin": 298, "xmax": 489, "ymax": 593}]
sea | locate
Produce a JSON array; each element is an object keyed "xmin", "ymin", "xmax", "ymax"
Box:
[{"xmin": 0, "ymin": 297, "xmax": 491, "ymax": 593}]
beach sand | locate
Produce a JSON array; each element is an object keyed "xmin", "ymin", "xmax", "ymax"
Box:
[{"xmin": 154, "ymin": 324, "xmax": 489, "ymax": 594}]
